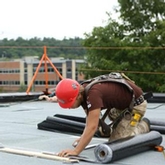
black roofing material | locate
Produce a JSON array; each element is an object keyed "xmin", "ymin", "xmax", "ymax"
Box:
[
  {"xmin": 47, "ymin": 116, "xmax": 85, "ymax": 129},
  {"xmin": 150, "ymin": 125, "xmax": 165, "ymax": 134},
  {"xmin": 147, "ymin": 93, "xmax": 165, "ymax": 103},
  {"xmin": 37, "ymin": 114, "xmax": 86, "ymax": 135},
  {"xmin": 149, "ymin": 118, "xmax": 165, "ymax": 134},
  {"xmin": 94, "ymin": 131, "xmax": 162, "ymax": 163},
  {"xmin": 37, "ymin": 116, "xmax": 85, "ymax": 135},
  {"xmin": 54, "ymin": 115, "xmax": 165, "ymax": 134},
  {"xmin": 37, "ymin": 114, "xmax": 165, "ymax": 135},
  {"xmin": 149, "ymin": 118, "xmax": 165, "ymax": 126},
  {"xmin": 37, "ymin": 116, "xmax": 104, "ymax": 137},
  {"xmin": 54, "ymin": 114, "xmax": 86, "ymax": 123},
  {"xmin": 0, "ymin": 92, "xmax": 42, "ymax": 103}
]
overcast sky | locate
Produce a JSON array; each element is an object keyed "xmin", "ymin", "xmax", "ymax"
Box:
[{"xmin": 0, "ymin": 0, "xmax": 118, "ymax": 40}]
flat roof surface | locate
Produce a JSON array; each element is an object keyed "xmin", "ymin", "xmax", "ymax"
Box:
[{"xmin": 0, "ymin": 101, "xmax": 165, "ymax": 165}]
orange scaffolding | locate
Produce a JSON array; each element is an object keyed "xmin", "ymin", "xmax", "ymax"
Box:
[{"xmin": 26, "ymin": 46, "xmax": 63, "ymax": 94}]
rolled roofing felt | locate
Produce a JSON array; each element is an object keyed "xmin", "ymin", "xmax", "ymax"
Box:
[
  {"xmin": 149, "ymin": 118, "xmax": 165, "ymax": 126},
  {"xmin": 94, "ymin": 131, "xmax": 162, "ymax": 163},
  {"xmin": 150, "ymin": 125, "xmax": 165, "ymax": 134},
  {"xmin": 149, "ymin": 118, "xmax": 165, "ymax": 134},
  {"xmin": 54, "ymin": 114, "xmax": 165, "ymax": 127},
  {"xmin": 46, "ymin": 116, "xmax": 85, "ymax": 129},
  {"xmin": 54, "ymin": 114, "xmax": 86, "ymax": 123},
  {"xmin": 37, "ymin": 118, "xmax": 85, "ymax": 134},
  {"xmin": 54, "ymin": 115, "xmax": 165, "ymax": 134},
  {"xmin": 38, "ymin": 115, "xmax": 165, "ymax": 135},
  {"xmin": 37, "ymin": 116, "xmax": 105, "ymax": 137},
  {"xmin": 38, "ymin": 121, "xmax": 85, "ymax": 134}
]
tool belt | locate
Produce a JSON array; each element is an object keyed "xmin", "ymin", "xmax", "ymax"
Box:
[
  {"xmin": 97, "ymin": 93, "xmax": 150, "ymax": 137},
  {"xmin": 134, "ymin": 95, "xmax": 144, "ymax": 106}
]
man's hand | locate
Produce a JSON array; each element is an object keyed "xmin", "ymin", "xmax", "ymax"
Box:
[
  {"xmin": 57, "ymin": 149, "xmax": 78, "ymax": 157},
  {"xmin": 57, "ymin": 109, "xmax": 101, "ymax": 157},
  {"xmin": 38, "ymin": 95, "xmax": 58, "ymax": 102},
  {"xmin": 38, "ymin": 95, "xmax": 49, "ymax": 101}
]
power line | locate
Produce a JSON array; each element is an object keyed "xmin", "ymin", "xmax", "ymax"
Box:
[
  {"xmin": 0, "ymin": 46, "xmax": 165, "ymax": 50},
  {"xmin": 79, "ymin": 68, "xmax": 165, "ymax": 75}
]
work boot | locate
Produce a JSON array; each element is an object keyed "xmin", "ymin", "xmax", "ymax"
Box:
[
  {"xmin": 133, "ymin": 117, "xmax": 150, "ymax": 135},
  {"xmin": 109, "ymin": 117, "xmax": 150, "ymax": 142}
]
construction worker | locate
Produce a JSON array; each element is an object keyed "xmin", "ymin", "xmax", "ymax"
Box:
[{"xmin": 40, "ymin": 73, "xmax": 150, "ymax": 157}]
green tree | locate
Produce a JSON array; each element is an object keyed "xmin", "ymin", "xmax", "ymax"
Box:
[
  {"xmin": 82, "ymin": 20, "xmax": 126, "ymax": 78},
  {"xmin": 118, "ymin": 0, "xmax": 165, "ymax": 92},
  {"xmin": 81, "ymin": 0, "xmax": 165, "ymax": 92}
]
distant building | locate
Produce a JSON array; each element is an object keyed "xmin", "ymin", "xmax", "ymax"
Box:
[{"xmin": 0, "ymin": 56, "xmax": 85, "ymax": 92}]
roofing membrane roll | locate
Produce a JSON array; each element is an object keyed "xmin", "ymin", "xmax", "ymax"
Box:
[
  {"xmin": 54, "ymin": 114, "xmax": 86, "ymax": 123},
  {"xmin": 94, "ymin": 131, "xmax": 162, "ymax": 163},
  {"xmin": 38, "ymin": 116, "xmax": 85, "ymax": 135},
  {"xmin": 149, "ymin": 118, "xmax": 165, "ymax": 126},
  {"xmin": 150, "ymin": 125, "xmax": 165, "ymax": 134},
  {"xmin": 38, "ymin": 119, "xmax": 85, "ymax": 134},
  {"xmin": 38, "ymin": 114, "xmax": 165, "ymax": 135},
  {"xmin": 46, "ymin": 116, "xmax": 85, "ymax": 128},
  {"xmin": 149, "ymin": 118, "xmax": 165, "ymax": 134}
]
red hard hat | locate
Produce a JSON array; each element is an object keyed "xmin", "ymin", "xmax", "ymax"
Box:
[{"xmin": 56, "ymin": 79, "xmax": 80, "ymax": 108}]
